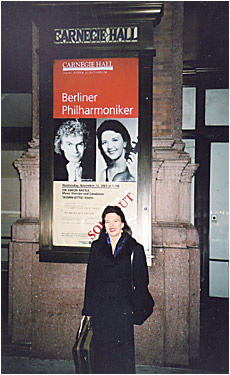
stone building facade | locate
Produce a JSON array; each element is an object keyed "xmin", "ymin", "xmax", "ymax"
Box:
[{"xmin": 8, "ymin": 2, "xmax": 200, "ymax": 368}]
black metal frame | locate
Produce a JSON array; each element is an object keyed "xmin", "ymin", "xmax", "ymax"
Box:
[{"xmin": 35, "ymin": 2, "xmax": 163, "ymax": 263}]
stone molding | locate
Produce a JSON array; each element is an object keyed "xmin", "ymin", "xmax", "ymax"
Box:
[
  {"xmin": 152, "ymin": 224, "xmax": 198, "ymax": 249},
  {"xmin": 13, "ymin": 140, "xmax": 39, "ymax": 220},
  {"xmin": 12, "ymin": 219, "xmax": 39, "ymax": 243},
  {"xmin": 152, "ymin": 138, "xmax": 199, "ymax": 224}
]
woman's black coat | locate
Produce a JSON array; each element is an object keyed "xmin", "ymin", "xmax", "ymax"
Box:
[
  {"xmin": 82, "ymin": 232, "xmax": 150, "ymax": 373},
  {"xmin": 82, "ymin": 231, "xmax": 149, "ymax": 341}
]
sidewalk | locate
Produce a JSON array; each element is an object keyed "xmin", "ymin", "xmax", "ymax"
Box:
[{"xmin": 1, "ymin": 355, "xmax": 214, "ymax": 374}]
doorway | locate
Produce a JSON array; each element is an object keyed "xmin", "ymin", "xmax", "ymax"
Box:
[{"xmin": 182, "ymin": 81, "xmax": 229, "ymax": 372}]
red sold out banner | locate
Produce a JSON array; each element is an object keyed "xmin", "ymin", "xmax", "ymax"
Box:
[{"xmin": 53, "ymin": 57, "xmax": 138, "ymax": 118}]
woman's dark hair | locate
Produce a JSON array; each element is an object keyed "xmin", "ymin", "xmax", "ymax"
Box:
[
  {"xmin": 96, "ymin": 120, "xmax": 132, "ymax": 166},
  {"xmin": 100, "ymin": 205, "xmax": 132, "ymax": 236}
]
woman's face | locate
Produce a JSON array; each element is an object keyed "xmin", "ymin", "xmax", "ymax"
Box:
[
  {"xmin": 104, "ymin": 212, "xmax": 124, "ymax": 239},
  {"xmin": 101, "ymin": 130, "xmax": 126, "ymax": 161}
]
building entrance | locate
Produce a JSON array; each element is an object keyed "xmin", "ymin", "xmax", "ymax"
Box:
[
  {"xmin": 209, "ymin": 142, "xmax": 229, "ymax": 298},
  {"xmin": 182, "ymin": 78, "xmax": 229, "ymax": 372}
]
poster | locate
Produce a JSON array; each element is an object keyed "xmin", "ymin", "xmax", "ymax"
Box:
[{"xmin": 53, "ymin": 58, "xmax": 138, "ymax": 247}]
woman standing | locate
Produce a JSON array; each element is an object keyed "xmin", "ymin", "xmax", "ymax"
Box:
[
  {"xmin": 96, "ymin": 120, "xmax": 137, "ymax": 182},
  {"xmin": 82, "ymin": 205, "xmax": 151, "ymax": 374}
]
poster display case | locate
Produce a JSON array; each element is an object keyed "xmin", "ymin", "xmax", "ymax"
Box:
[{"xmin": 36, "ymin": 2, "xmax": 163, "ymax": 263}]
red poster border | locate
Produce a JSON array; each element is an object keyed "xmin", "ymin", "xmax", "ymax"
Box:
[{"xmin": 53, "ymin": 57, "xmax": 139, "ymax": 119}]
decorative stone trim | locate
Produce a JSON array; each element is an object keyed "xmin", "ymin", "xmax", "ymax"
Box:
[
  {"xmin": 12, "ymin": 218, "xmax": 39, "ymax": 243},
  {"xmin": 152, "ymin": 138, "xmax": 199, "ymax": 224},
  {"xmin": 180, "ymin": 163, "xmax": 199, "ymax": 183},
  {"xmin": 13, "ymin": 141, "xmax": 39, "ymax": 219}
]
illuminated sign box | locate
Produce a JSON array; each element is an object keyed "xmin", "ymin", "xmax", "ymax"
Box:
[{"xmin": 54, "ymin": 26, "xmax": 139, "ymax": 44}]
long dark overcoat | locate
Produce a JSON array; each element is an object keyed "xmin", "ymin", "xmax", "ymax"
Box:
[{"xmin": 82, "ymin": 231, "xmax": 150, "ymax": 374}]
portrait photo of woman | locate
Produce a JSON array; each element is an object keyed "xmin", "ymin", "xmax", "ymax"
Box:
[{"xmin": 96, "ymin": 119, "xmax": 138, "ymax": 182}]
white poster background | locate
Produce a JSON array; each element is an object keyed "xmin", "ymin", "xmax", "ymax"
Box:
[{"xmin": 53, "ymin": 181, "xmax": 137, "ymax": 247}]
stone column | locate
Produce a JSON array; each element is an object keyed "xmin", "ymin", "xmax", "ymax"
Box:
[
  {"xmin": 134, "ymin": 137, "xmax": 200, "ymax": 368},
  {"xmin": 151, "ymin": 138, "xmax": 200, "ymax": 367},
  {"xmin": 8, "ymin": 142, "xmax": 39, "ymax": 344},
  {"xmin": 8, "ymin": 20, "xmax": 40, "ymax": 345}
]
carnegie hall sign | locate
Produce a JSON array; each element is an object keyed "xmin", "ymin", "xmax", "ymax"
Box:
[{"xmin": 54, "ymin": 26, "xmax": 138, "ymax": 44}]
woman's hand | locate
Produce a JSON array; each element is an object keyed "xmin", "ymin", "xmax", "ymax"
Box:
[{"xmin": 127, "ymin": 151, "xmax": 137, "ymax": 180}]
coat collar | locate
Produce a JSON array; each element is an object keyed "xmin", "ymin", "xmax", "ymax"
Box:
[
  {"xmin": 96, "ymin": 232, "xmax": 134, "ymax": 261},
  {"xmin": 106, "ymin": 232, "xmax": 129, "ymax": 257}
]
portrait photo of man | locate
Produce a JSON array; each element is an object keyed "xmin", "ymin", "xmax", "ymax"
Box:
[{"xmin": 54, "ymin": 119, "xmax": 96, "ymax": 181}]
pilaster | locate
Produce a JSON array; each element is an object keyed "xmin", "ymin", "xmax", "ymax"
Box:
[
  {"xmin": 8, "ymin": 20, "xmax": 40, "ymax": 343},
  {"xmin": 149, "ymin": 137, "xmax": 200, "ymax": 367},
  {"xmin": 9, "ymin": 141, "xmax": 39, "ymax": 344}
]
